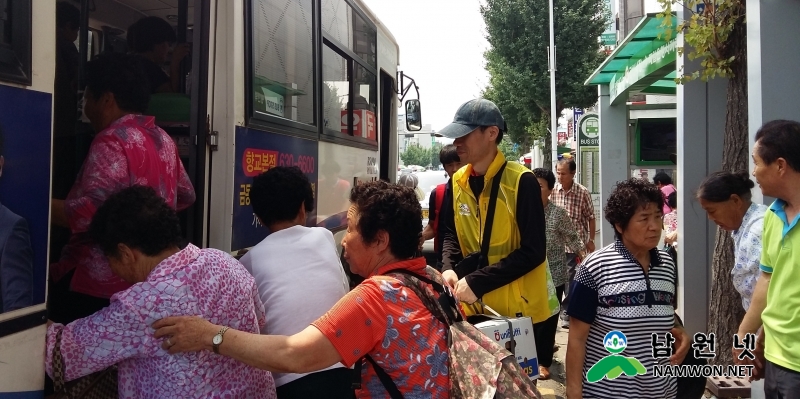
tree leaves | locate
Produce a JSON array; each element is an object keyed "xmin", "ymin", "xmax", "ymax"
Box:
[
  {"xmin": 400, "ymin": 143, "xmax": 443, "ymax": 169},
  {"xmin": 657, "ymin": 0, "xmax": 744, "ymax": 82},
  {"xmin": 482, "ymin": 0, "xmax": 606, "ymax": 160}
]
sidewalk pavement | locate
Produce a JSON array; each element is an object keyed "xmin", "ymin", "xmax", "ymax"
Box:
[{"xmin": 537, "ymin": 323, "xmax": 569, "ymax": 399}]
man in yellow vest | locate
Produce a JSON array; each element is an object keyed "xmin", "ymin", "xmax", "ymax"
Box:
[{"xmin": 438, "ymin": 99, "xmax": 557, "ymax": 327}]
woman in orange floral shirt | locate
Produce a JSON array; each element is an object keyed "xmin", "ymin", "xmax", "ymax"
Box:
[{"xmin": 154, "ymin": 181, "xmax": 453, "ymax": 398}]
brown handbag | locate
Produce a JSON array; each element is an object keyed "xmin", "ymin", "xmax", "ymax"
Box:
[{"xmin": 49, "ymin": 328, "xmax": 118, "ymax": 399}]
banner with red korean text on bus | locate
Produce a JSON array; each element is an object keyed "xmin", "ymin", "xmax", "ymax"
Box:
[
  {"xmin": 232, "ymin": 127, "xmax": 318, "ymax": 251},
  {"xmin": 341, "ymin": 109, "xmax": 376, "ymax": 140}
]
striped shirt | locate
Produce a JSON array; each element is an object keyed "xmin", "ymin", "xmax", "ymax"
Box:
[
  {"xmin": 551, "ymin": 181, "xmax": 594, "ymax": 246},
  {"xmin": 567, "ymin": 240, "xmax": 677, "ymax": 399}
]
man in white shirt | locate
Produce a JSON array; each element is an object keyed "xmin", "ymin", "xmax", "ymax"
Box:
[{"xmin": 240, "ymin": 166, "xmax": 351, "ymax": 399}]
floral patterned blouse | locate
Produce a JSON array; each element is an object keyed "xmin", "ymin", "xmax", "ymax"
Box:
[
  {"xmin": 664, "ymin": 210, "xmax": 678, "ymax": 236},
  {"xmin": 46, "ymin": 244, "xmax": 276, "ymax": 398},
  {"xmin": 51, "ymin": 114, "xmax": 195, "ymax": 299},
  {"xmin": 312, "ymin": 257, "xmax": 451, "ymax": 398},
  {"xmin": 731, "ymin": 203, "xmax": 767, "ymax": 310},
  {"xmin": 544, "ymin": 202, "xmax": 584, "ymax": 287}
]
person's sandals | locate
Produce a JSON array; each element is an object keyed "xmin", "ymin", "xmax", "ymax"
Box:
[{"xmin": 538, "ymin": 365, "xmax": 551, "ymax": 380}]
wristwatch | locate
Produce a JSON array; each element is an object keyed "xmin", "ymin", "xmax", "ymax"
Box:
[{"xmin": 212, "ymin": 326, "xmax": 229, "ymax": 354}]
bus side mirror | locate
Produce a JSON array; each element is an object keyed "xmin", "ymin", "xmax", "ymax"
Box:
[{"xmin": 405, "ymin": 99, "xmax": 422, "ymax": 132}]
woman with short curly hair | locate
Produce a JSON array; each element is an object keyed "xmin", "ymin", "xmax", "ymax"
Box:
[
  {"xmin": 565, "ymin": 178, "xmax": 691, "ymax": 399},
  {"xmin": 153, "ymin": 180, "xmax": 456, "ymax": 398}
]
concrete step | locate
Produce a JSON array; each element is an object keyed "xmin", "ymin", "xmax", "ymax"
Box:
[{"xmin": 706, "ymin": 376, "xmax": 751, "ymax": 398}]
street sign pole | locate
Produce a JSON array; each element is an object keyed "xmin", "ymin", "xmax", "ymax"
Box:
[{"xmin": 548, "ymin": 0, "xmax": 557, "ymax": 171}]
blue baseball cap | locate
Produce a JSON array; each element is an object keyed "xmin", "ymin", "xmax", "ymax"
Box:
[{"xmin": 438, "ymin": 99, "xmax": 507, "ymax": 139}]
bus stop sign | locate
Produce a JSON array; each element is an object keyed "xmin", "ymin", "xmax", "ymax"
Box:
[{"xmin": 578, "ymin": 113, "xmax": 600, "ymax": 146}]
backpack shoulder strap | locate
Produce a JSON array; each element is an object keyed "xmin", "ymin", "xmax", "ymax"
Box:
[
  {"xmin": 384, "ymin": 268, "xmax": 462, "ymax": 326},
  {"xmin": 352, "ymin": 356, "xmax": 405, "ymax": 399},
  {"xmin": 435, "ymin": 184, "xmax": 447, "ymax": 212},
  {"xmin": 432, "ymin": 183, "xmax": 447, "ymax": 240},
  {"xmin": 366, "ymin": 355, "xmax": 405, "ymax": 399},
  {"xmin": 351, "ymin": 268, "xmax": 460, "ymax": 398}
]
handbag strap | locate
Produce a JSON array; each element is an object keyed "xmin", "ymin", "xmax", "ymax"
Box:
[
  {"xmin": 479, "ymin": 162, "xmax": 507, "ymax": 268},
  {"xmin": 52, "ymin": 328, "xmax": 66, "ymax": 393},
  {"xmin": 666, "ymin": 249, "xmax": 685, "ymax": 328},
  {"xmin": 669, "ymin": 250, "xmax": 679, "ymax": 309}
]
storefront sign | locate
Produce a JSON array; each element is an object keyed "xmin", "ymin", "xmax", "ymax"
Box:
[{"xmin": 609, "ymin": 38, "xmax": 677, "ymax": 103}]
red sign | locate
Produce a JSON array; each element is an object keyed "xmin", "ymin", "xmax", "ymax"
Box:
[
  {"xmin": 557, "ymin": 130, "xmax": 569, "ymax": 143},
  {"xmin": 242, "ymin": 148, "xmax": 279, "ymax": 177},
  {"xmin": 341, "ymin": 109, "xmax": 376, "ymax": 140}
]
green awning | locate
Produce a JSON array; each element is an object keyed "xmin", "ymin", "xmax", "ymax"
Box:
[{"xmin": 585, "ymin": 14, "xmax": 677, "ymax": 104}]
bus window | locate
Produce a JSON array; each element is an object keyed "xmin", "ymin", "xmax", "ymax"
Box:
[
  {"xmin": 351, "ymin": 5, "xmax": 377, "ymax": 68},
  {"xmin": 251, "ymin": 0, "xmax": 315, "ymax": 126},
  {"xmin": 321, "ymin": 0, "xmax": 353, "ymax": 48},
  {"xmin": 352, "ymin": 63, "xmax": 377, "ymax": 141},
  {"xmin": 322, "ymin": 0, "xmax": 376, "ymax": 69},
  {"xmin": 322, "ymin": 45, "xmax": 350, "ymax": 136}
]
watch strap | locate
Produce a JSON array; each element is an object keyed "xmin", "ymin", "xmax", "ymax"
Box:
[{"xmin": 212, "ymin": 326, "xmax": 229, "ymax": 354}]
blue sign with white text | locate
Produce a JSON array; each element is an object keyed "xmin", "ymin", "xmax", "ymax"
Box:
[{"xmin": 232, "ymin": 127, "xmax": 318, "ymax": 251}]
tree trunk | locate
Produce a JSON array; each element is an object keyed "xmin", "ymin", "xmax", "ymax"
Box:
[
  {"xmin": 708, "ymin": 6, "xmax": 748, "ymax": 367},
  {"xmin": 709, "ymin": 231, "xmax": 745, "ymax": 366},
  {"xmin": 539, "ymin": 111, "xmax": 558, "ymax": 169}
]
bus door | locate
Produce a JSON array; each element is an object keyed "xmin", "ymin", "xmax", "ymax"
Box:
[
  {"xmin": 379, "ymin": 71, "xmax": 397, "ymax": 183},
  {"xmin": 50, "ymin": 0, "xmax": 212, "ymax": 255}
]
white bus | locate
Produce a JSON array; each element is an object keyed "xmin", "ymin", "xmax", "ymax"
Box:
[{"xmin": 0, "ymin": 0, "xmax": 420, "ymax": 396}]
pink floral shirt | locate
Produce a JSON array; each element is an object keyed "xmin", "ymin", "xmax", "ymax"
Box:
[
  {"xmin": 664, "ymin": 210, "xmax": 678, "ymax": 235},
  {"xmin": 51, "ymin": 114, "xmax": 195, "ymax": 298},
  {"xmin": 46, "ymin": 244, "xmax": 276, "ymax": 399}
]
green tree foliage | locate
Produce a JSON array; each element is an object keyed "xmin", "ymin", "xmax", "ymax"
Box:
[
  {"xmin": 657, "ymin": 0, "xmax": 745, "ymax": 82},
  {"xmin": 482, "ymin": 0, "xmax": 606, "ymax": 166},
  {"xmin": 430, "ymin": 142, "xmax": 443, "ymax": 169},
  {"xmin": 400, "ymin": 143, "xmax": 443, "ymax": 169},
  {"xmin": 498, "ymin": 136, "xmax": 524, "ymax": 162}
]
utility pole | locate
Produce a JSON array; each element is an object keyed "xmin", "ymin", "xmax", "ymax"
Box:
[{"xmin": 548, "ymin": 0, "xmax": 558, "ymax": 171}]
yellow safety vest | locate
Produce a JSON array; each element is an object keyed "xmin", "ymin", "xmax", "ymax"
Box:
[{"xmin": 452, "ymin": 151, "xmax": 557, "ymax": 323}]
